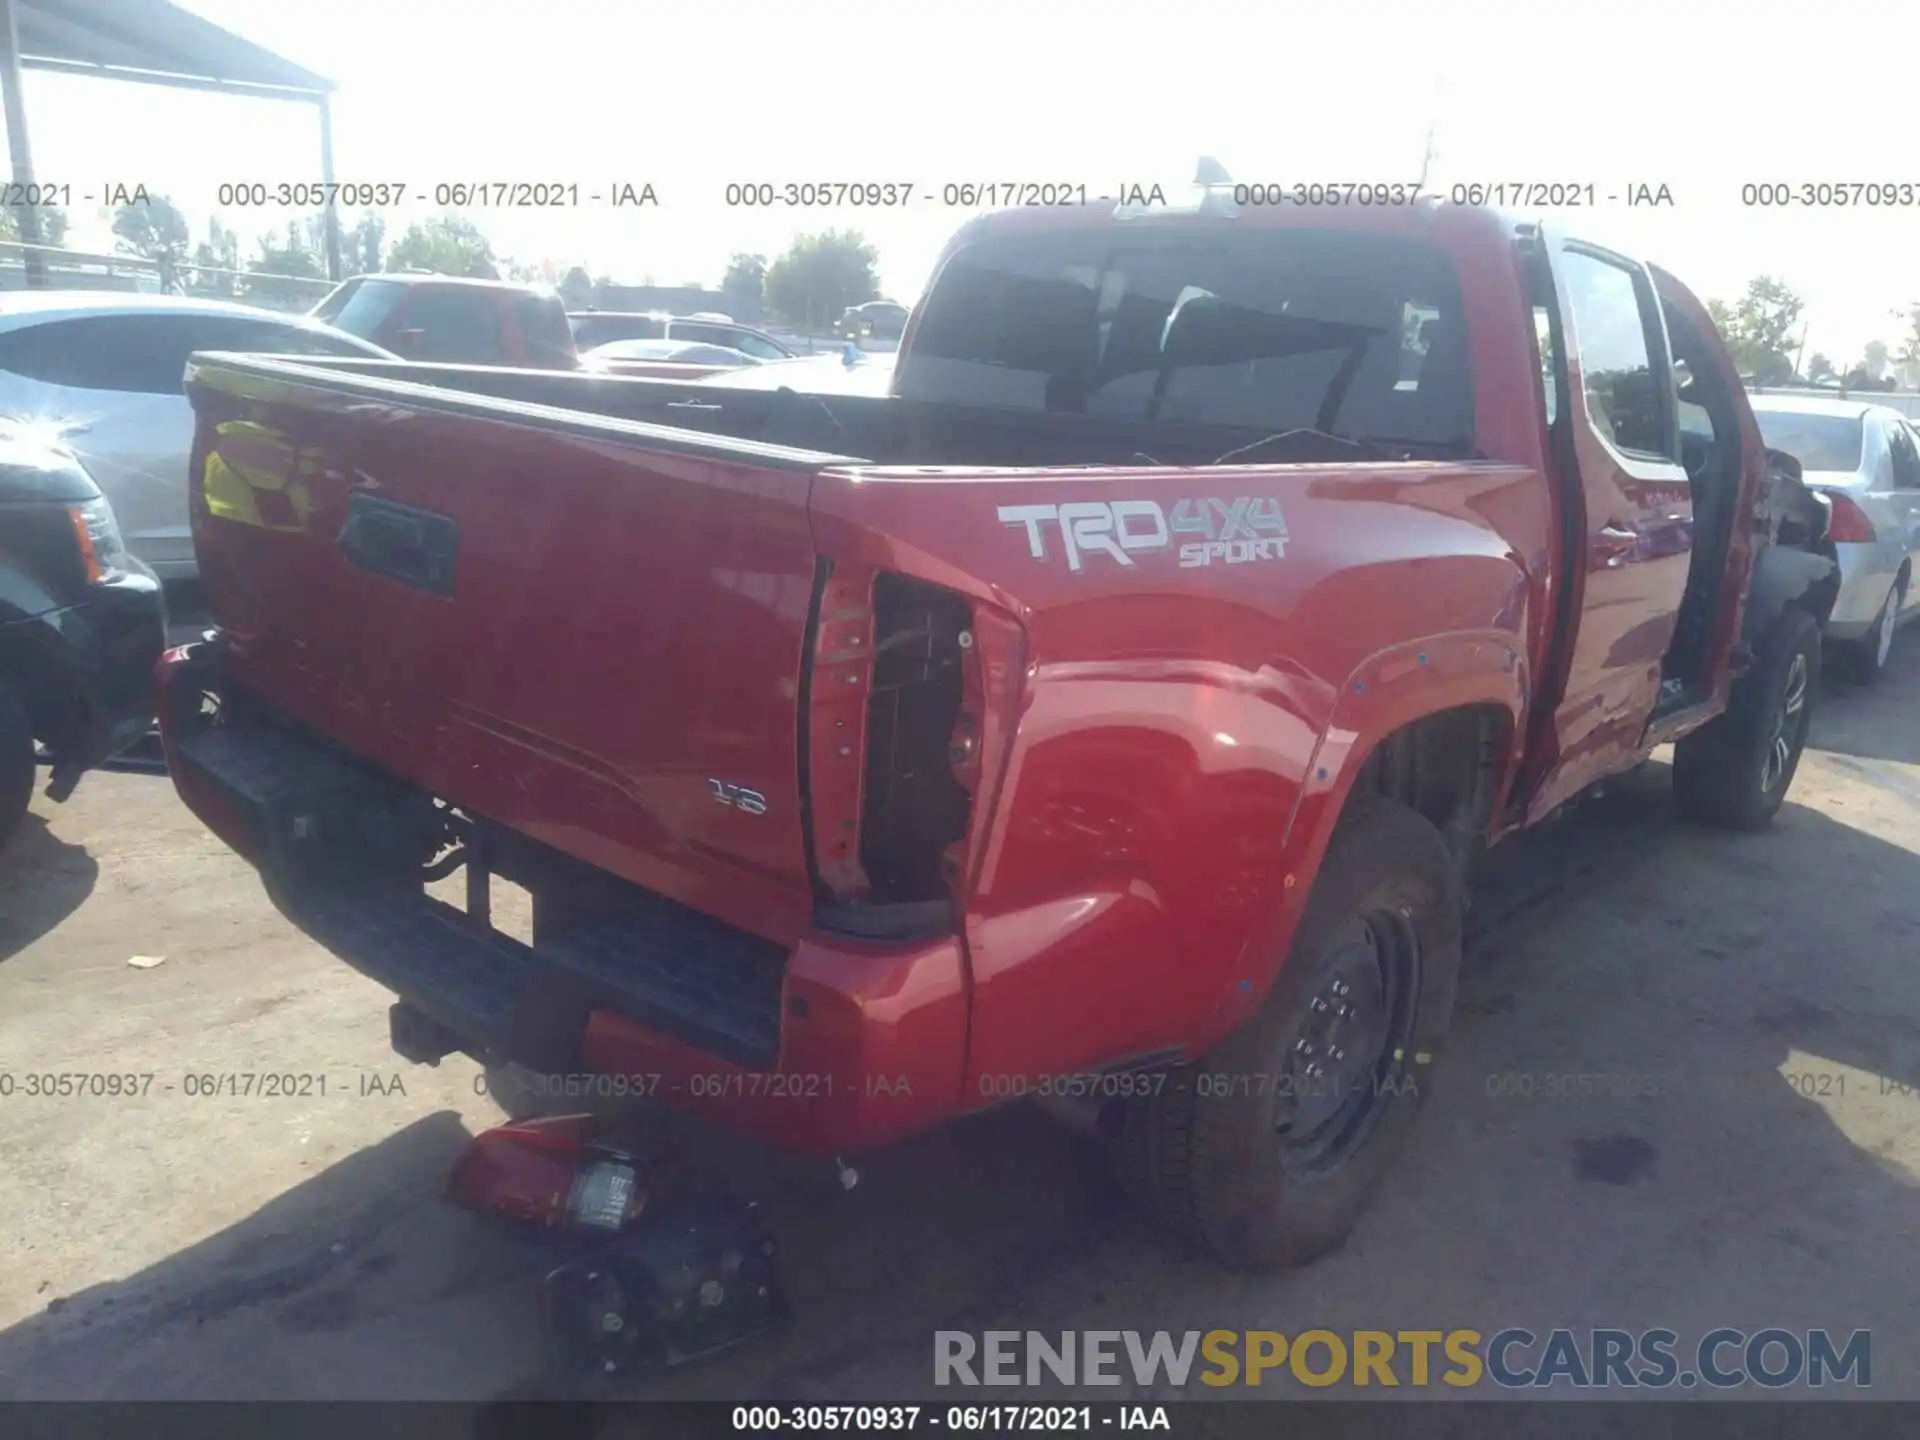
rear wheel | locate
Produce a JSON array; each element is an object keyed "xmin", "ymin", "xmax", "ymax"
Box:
[
  {"xmin": 1111, "ymin": 796, "xmax": 1462, "ymax": 1270},
  {"xmin": 1673, "ymin": 607, "xmax": 1820, "ymax": 830},
  {"xmin": 0, "ymin": 681, "xmax": 36, "ymax": 853},
  {"xmin": 1849, "ymin": 577, "xmax": 1903, "ymax": 684}
]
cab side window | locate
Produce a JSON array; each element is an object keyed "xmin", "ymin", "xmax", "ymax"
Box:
[{"xmin": 1561, "ymin": 249, "xmax": 1674, "ymax": 463}]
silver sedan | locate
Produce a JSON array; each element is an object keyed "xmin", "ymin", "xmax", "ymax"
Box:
[
  {"xmin": 1750, "ymin": 396, "xmax": 1920, "ymax": 682},
  {"xmin": 0, "ymin": 293, "xmax": 394, "ymax": 580}
]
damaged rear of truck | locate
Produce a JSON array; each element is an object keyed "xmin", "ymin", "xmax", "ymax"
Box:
[{"xmin": 158, "ymin": 196, "xmax": 1828, "ymax": 1269}]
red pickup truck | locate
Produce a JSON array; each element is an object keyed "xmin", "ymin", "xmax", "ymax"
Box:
[
  {"xmin": 159, "ymin": 194, "xmax": 1836, "ymax": 1271},
  {"xmin": 308, "ymin": 274, "xmax": 578, "ymax": 369}
]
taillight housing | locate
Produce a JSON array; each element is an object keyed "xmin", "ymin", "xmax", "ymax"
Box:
[
  {"xmin": 802, "ymin": 563, "xmax": 996, "ymax": 931},
  {"xmin": 1822, "ymin": 490, "xmax": 1877, "ymax": 544},
  {"xmin": 445, "ymin": 1115, "xmax": 649, "ymax": 1231},
  {"xmin": 66, "ymin": 498, "xmax": 130, "ymax": 583}
]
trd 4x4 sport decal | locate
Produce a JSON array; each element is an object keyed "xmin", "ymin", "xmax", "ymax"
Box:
[{"xmin": 997, "ymin": 497, "xmax": 1288, "ymax": 573}]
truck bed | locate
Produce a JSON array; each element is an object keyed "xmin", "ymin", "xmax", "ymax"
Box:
[{"xmin": 245, "ymin": 354, "xmax": 1416, "ymax": 471}]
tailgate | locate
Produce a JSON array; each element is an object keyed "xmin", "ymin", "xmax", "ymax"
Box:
[{"xmin": 186, "ymin": 356, "xmax": 832, "ymax": 945}]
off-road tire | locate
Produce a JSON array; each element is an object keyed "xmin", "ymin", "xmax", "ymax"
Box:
[
  {"xmin": 1110, "ymin": 796, "xmax": 1463, "ymax": 1271},
  {"xmin": 0, "ymin": 681, "xmax": 36, "ymax": 854},
  {"xmin": 1673, "ymin": 607, "xmax": 1820, "ymax": 830},
  {"xmin": 1847, "ymin": 577, "xmax": 1903, "ymax": 685}
]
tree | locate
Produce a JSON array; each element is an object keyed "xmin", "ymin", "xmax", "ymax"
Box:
[
  {"xmin": 1896, "ymin": 304, "xmax": 1920, "ymax": 368},
  {"xmin": 346, "ymin": 213, "xmax": 386, "ymax": 276},
  {"xmin": 1806, "ymin": 352, "xmax": 1835, "ymax": 384},
  {"xmin": 189, "ymin": 217, "xmax": 241, "ymax": 295},
  {"xmin": 764, "ymin": 230, "xmax": 879, "ymax": 333},
  {"xmin": 244, "ymin": 219, "xmax": 327, "ymax": 308},
  {"xmin": 1839, "ymin": 360, "xmax": 1896, "ymax": 393},
  {"xmin": 558, "ymin": 265, "xmax": 594, "ymax": 308},
  {"xmin": 112, "ymin": 192, "xmax": 191, "ymax": 291},
  {"xmin": 386, "ymin": 214, "xmax": 498, "ymax": 278},
  {"xmin": 1707, "ymin": 275, "xmax": 1804, "ymax": 382},
  {"xmin": 0, "ymin": 202, "xmax": 69, "ymax": 247},
  {"xmin": 1863, "ymin": 339, "xmax": 1890, "ymax": 379},
  {"xmin": 721, "ymin": 252, "xmax": 767, "ymax": 315}
]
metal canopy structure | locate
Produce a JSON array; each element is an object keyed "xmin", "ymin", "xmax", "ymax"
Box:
[{"xmin": 0, "ymin": 0, "xmax": 341, "ymax": 284}]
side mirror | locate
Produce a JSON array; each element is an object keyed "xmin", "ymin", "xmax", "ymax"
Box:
[{"xmin": 1764, "ymin": 445, "xmax": 1803, "ymax": 485}]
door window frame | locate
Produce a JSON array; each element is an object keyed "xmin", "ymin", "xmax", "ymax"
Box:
[
  {"xmin": 1882, "ymin": 415, "xmax": 1920, "ymax": 490},
  {"xmin": 1558, "ymin": 239, "xmax": 1686, "ymax": 478}
]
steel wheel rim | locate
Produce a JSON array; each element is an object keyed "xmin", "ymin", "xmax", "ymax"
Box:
[
  {"xmin": 1878, "ymin": 592, "xmax": 1898, "ymax": 667},
  {"xmin": 1762, "ymin": 651, "xmax": 1809, "ymax": 793},
  {"xmin": 1272, "ymin": 909, "xmax": 1421, "ymax": 1176}
]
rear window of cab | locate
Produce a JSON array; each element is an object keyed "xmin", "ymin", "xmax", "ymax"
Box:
[{"xmin": 896, "ymin": 227, "xmax": 1472, "ymax": 448}]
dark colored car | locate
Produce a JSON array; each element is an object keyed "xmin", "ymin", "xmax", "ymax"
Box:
[
  {"xmin": 579, "ymin": 339, "xmax": 763, "ymax": 373},
  {"xmin": 833, "ymin": 300, "xmax": 909, "ymax": 341},
  {"xmin": 566, "ymin": 311, "xmax": 795, "ymax": 360},
  {"xmin": 310, "ymin": 275, "xmax": 578, "ymax": 369},
  {"xmin": 0, "ymin": 424, "xmax": 167, "ymax": 849}
]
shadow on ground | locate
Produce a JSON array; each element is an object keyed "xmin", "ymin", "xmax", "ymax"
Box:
[
  {"xmin": 0, "ymin": 814, "xmax": 100, "ymax": 963},
  {"xmin": 1, "ymin": 760, "xmax": 1916, "ymax": 1403},
  {"xmin": 1805, "ymin": 626, "xmax": 1920, "ymax": 769}
]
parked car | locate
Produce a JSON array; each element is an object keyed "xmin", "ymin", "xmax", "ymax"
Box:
[
  {"xmin": 694, "ymin": 350, "xmax": 897, "ymax": 396},
  {"xmin": 310, "ymin": 275, "xmax": 577, "ymax": 370},
  {"xmin": 566, "ymin": 310, "xmax": 795, "ymax": 361},
  {"xmin": 0, "ymin": 293, "xmax": 396, "ymax": 580},
  {"xmin": 1744, "ymin": 395, "xmax": 1920, "ymax": 681},
  {"xmin": 834, "ymin": 300, "xmax": 909, "ymax": 341},
  {"xmin": 0, "ymin": 420, "xmax": 165, "ymax": 850},
  {"xmin": 159, "ymin": 194, "xmax": 1834, "ymax": 1273},
  {"xmin": 580, "ymin": 339, "xmax": 764, "ymax": 373}
]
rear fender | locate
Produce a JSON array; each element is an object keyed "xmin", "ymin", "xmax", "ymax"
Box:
[{"xmin": 1200, "ymin": 631, "xmax": 1527, "ymax": 1042}]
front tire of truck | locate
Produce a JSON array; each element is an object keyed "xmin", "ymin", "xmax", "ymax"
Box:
[
  {"xmin": 1672, "ymin": 607, "xmax": 1820, "ymax": 831},
  {"xmin": 1116, "ymin": 796, "xmax": 1462, "ymax": 1271}
]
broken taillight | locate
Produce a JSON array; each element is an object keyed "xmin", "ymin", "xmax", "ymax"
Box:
[
  {"xmin": 445, "ymin": 1115, "xmax": 650, "ymax": 1231},
  {"xmin": 804, "ymin": 562, "xmax": 880, "ymax": 901},
  {"xmin": 858, "ymin": 573, "xmax": 976, "ymax": 907},
  {"xmin": 803, "ymin": 564, "xmax": 1008, "ymax": 927}
]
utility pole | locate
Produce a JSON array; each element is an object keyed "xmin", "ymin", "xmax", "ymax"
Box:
[
  {"xmin": 1793, "ymin": 318, "xmax": 1810, "ymax": 381},
  {"xmin": 318, "ymin": 94, "xmax": 342, "ymax": 283},
  {"xmin": 1417, "ymin": 125, "xmax": 1438, "ymax": 193},
  {"xmin": 0, "ymin": 0, "xmax": 46, "ymax": 287}
]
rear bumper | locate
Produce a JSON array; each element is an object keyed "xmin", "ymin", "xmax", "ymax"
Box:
[
  {"xmin": 7, "ymin": 567, "xmax": 167, "ymax": 795},
  {"xmin": 156, "ymin": 640, "xmax": 971, "ymax": 1155},
  {"xmin": 1825, "ymin": 539, "xmax": 1905, "ymax": 638}
]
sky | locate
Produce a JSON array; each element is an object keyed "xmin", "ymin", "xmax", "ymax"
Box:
[{"xmin": 7, "ymin": 0, "xmax": 1920, "ymax": 365}]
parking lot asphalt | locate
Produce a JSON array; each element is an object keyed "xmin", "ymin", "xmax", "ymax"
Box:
[{"xmin": 1, "ymin": 631, "xmax": 1917, "ymax": 1403}]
